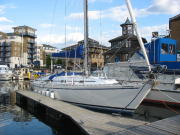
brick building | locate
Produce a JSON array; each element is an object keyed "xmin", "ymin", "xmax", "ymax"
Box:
[{"xmin": 169, "ymin": 14, "xmax": 180, "ymax": 50}]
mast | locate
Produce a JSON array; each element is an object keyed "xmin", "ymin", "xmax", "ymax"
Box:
[
  {"xmin": 125, "ymin": 0, "xmax": 151, "ymax": 72},
  {"xmin": 84, "ymin": 0, "xmax": 88, "ymax": 76}
]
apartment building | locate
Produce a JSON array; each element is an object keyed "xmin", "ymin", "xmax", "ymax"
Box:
[
  {"xmin": 0, "ymin": 25, "xmax": 37, "ymax": 68},
  {"xmin": 34, "ymin": 44, "xmax": 58, "ymax": 67},
  {"xmin": 169, "ymin": 14, "xmax": 180, "ymax": 50},
  {"xmin": 61, "ymin": 38, "xmax": 109, "ymax": 70},
  {"xmin": 34, "ymin": 44, "xmax": 44, "ymax": 66}
]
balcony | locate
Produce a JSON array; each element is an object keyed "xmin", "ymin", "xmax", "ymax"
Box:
[
  {"xmin": 27, "ymin": 60, "xmax": 33, "ymax": 64},
  {"xmin": 0, "ymin": 43, "xmax": 11, "ymax": 47},
  {"xmin": 27, "ymin": 46, "xmax": 36, "ymax": 50},
  {"xmin": 95, "ymin": 50, "xmax": 101, "ymax": 54},
  {"xmin": 5, "ymin": 54, "xmax": 11, "ymax": 57},
  {"xmin": 4, "ymin": 48, "xmax": 11, "ymax": 52},
  {"xmin": 27, "ymin": 40, "xmax": 36, "ymax": 44},
  {"xmin": 20, "ymin": 32, "xmax": 37, "ymax": 38},
  {"xmin": 28, "ymin": 51, "xmax": 36, "ymax": 54},
  {"xmin": 28, "ymin": 56, "xmax": 33, "ymax": 59},
  {"xmin": 5, "ymin": 59, "xmax": 11, "ymax": 63},
  {"xmin": 0, "ymin": 49, "xmax": 4, "ymax": 52}
]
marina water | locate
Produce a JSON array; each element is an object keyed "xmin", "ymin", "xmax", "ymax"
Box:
[{"xmin": 0, "ymin": 81, "xmax": 180, "ymax": 134}]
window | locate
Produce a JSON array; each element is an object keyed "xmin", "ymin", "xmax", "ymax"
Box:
[
  {"xmin": 15, "ymin": 47, "xmax": 17, "ymax": 50},
  {"xmin": 161, "ymin": 43, "xmax": 168, "ymax": 54},
  {"xmin": 169, "ymin": 44, "xmax": 175, "ymax": 55},
  {"xmin": 15, "ymin": 42, "xmax": 16, "ymax": 45},
  {"xmin": 123, "ymin": 26, "xmax": 127, "ymax": 34},
  {"xmin": 96, "ymin": 55, "xmax": 98, "ymax": 58},
  {"xmin": 18, "ymin": 53, "xmax": 20, "ymax": 56},
  {"xmin": 0, "ymin": 35, "xmax": 2, "ymax": 40},
  {"xmin": 18, "ymin": 47, "xmax": 20, "ymax": 50},
  {"xmin": 93, "ymin": 55, "xmax": 95, "ymax": 58},
  {"xmin": 15, "ymin": 52, "xmax": 16, "ymax": 55},
  {"xmin": 18, "ymin": 42, "xmax": 20, "ymax": 45},
  {"xmin": 128, "ymin": 25, "xmax": 132, "ymax": 34}
]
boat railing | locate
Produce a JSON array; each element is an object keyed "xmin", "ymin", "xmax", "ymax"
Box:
[{"xmin": 103, "ymin": 65, "xmax": 180, "ymax": 82}]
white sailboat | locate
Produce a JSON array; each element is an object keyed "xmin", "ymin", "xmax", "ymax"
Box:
[{"xmin": 30, "ymin": 0, "xmax": 155, "ymax": 114}]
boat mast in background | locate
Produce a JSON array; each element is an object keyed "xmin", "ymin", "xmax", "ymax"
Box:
[
  {"xmin": 125, "ymin": 0, "xmax": 151, "ymax": 72},
  {"xmin": 84, "ymin": 0, "xmax": 88, "ymax": 76}
]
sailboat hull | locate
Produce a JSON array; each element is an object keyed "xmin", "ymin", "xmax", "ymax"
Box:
[{"xmin": 30, "ymin": 81, "xmax": 153, "ymax": 113}]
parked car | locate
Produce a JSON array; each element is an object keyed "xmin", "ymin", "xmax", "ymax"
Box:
[{"xmin": 56, "ymin": 64, "xmax": 61, "ymax": 68}]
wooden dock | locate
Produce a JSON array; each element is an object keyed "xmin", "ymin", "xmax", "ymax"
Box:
[
  {"xmin": 114, "ymin": 114, "xmax": 180, "ymax": 135},
  {"xmin": 16, "ymin": 90, "xmax": 180, "ymax": 135}
]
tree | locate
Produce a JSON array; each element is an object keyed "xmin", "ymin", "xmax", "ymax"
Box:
[
  {"xmin": 56, "ymin": 59, "xmax": 62, "ymax": 64},
  {"xmin": 46, "ymin": 55, "xmax": 51, "ymax": 68}
]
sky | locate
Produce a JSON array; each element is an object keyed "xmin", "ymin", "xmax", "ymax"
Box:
[{"xmin": 0, "ymin": 0, "xmax": 180, "ymax": 50}]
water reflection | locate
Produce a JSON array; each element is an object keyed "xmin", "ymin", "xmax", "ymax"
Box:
[
  {"xmin": 0, "ymin": 80, "xmax": 180, "ymax": 134},
  {"xmin": 0, "ymin": 81, "xmax": 87, "ymax": 135}
]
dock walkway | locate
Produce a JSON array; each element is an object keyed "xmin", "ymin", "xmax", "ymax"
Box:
[
  {"xmin": 16, "ymin": 90, "xmax": 180, "ymax": 135},
  {"xmin": 16, "ymin": 90, "xmax": 148, "ymax": 135},
  {"xmin": 114, "ymin": 114, "xmax": 180, "ymax": 135}
]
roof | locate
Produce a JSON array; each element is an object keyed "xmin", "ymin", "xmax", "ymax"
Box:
[
  {"xmin": 170, "ymin": 14, "xmax": 180, "ymax": 21},
  {"xmin": 108, "ymin": 34, "xmax": 147, "ymax": 43},
  {"xmin": 120, "ymin": 17, "xmax": 133, "ymax": 27},
  {"xmin": 12, "ymin": 25, "xmax": 37, "ymax": 31},
  {"xmin": 42, "ymin": 44, "xmax": 57, "ymax": 48},
  {"xmin": 61, "ymin": 38, "xmax": 109, "ymax": 51},
  {"xmin": 7, "ymin": 33, "xmax": 20, "ymax": 36},
  {"xmin": 102, "ymin": 48, "xmax": 137, "ymax": 55}
]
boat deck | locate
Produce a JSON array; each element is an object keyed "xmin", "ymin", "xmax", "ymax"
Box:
[{"xmin": 16, "ymin": 90, "xmax": 180, "ymax": 135}]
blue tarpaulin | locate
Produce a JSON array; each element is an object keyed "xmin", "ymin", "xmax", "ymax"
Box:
[
  {"xmin": 51, "ymin": 45, "xmax": 83, "ymax": 58},
  {"xmin": 33, "ymin": 72, "xmax": 45, "ymax": 74}
]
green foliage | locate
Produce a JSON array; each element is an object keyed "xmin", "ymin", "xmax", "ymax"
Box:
[
  {"xmin": 56, "ymin": 59, "xmax": 62, "ymax": 64},
  {"xmin": 46, "ymin": 55, "xmax": 51, "ymax": 68}
]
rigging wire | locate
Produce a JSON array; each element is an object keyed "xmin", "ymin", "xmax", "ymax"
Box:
[
  {"xmin": 49, "ymin": 0, "xmax": 57, "ymax": 46},
  {"xmin": 154, "ymin": 88, "xmax": 180, "ymax": 114}
]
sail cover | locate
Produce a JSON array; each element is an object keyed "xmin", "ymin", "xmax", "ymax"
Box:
[{"xmin": 51, "ymin": 45, "xmax": 83, "ymax": 59}]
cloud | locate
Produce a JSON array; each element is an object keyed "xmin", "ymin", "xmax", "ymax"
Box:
[
  {"xmin": 0, "ymin": 5, "xmax": 6, "ymax": 14},
  {"xmin": 39, "ymin": 23, "xmax": 56, "ymax": 28},
  {"xmin": 0, "ymin": 17, "xmax": 13, "ymax": 23},
  {"xmin": 36, "ymin": 32, "xmax": 84, "ymax": 50},
  {"xmin": 67, "ymin": 5, "xmax": 129, "ymax": 22},
  {"xmin": 10, "ymin": 6, "xmax": 17, "ymax": 9},
  {"xmin": 0, "ymin": 4, "xmax": 17, "ymax": 14},
  {"xmin": 0, "ymin": 24, "xmax": 15, "ymax": 32},
  {"xmin": 134, "ymin": 0, "xmax": 180, "ymax": 17},
  {"xmin": 139, "ymin": 24, "xmax": 169, "ymax": 42}
]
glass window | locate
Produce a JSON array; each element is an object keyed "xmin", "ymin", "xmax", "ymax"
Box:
[
  {"xmin": 15, "ymin": 52, "xmax": 16, "ymax": 55},
  {"xmin": 123, "ymin": 26, "xmax": 127, "ymax": 34},
  {"xmin": 96, "ymin": 55, "xmax": 98, "ymax": 58},
  {"xmin": 161, "ymin": 43, "xmax": 168, "ymax": 54},
  {"xmin": 128, "ymin": 25, "xmax": 132, "ymax": 30},
  {"xmin": 0, "ymin": 35, "xmax": 2, "ymax": 40},
  {"xmin": 169, "ymin": 44, "xmax": 175, "ymax": 55},
  {"xmin": 15, "ymin": 47, "xmax": 17, "ymax": 50}
]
